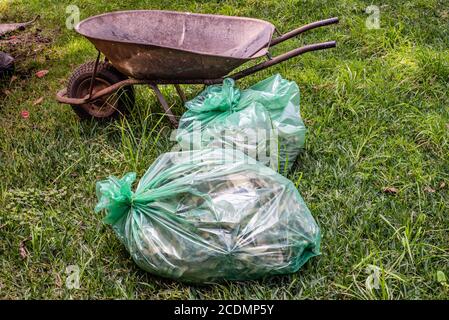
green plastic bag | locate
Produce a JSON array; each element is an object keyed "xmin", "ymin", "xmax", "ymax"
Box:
[
  {"xmin": 95, "ymin": 149, "xmax": 320, "ymax": 283},
  {"xmin": 176, "ymin": 74, "xmax": 306, "ymax": 172}
]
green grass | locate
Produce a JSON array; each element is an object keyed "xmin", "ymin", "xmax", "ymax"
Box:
[{"xmin": 1, "ymin": 0, "xmax": 448, "ymax": 299}]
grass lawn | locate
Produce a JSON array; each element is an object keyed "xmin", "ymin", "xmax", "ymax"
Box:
[{"xmin": 1, "ymin": 0, "xmax": 448, "ymax": 299}]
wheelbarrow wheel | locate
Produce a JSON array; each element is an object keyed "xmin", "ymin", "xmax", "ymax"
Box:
[{"xmin": 67, "ymin": 61, "xmax": 134, "ymax": 120}]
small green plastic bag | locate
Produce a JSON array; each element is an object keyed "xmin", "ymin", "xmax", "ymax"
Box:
[
  {"xmin": 95, "ymin": 149, "xmax": 320, "ymax": 283},
  {"xmin": 176, "ymin": 74, "xmax": 306, "ymax": 172}
]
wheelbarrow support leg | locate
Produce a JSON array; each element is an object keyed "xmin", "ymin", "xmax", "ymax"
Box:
[
  {"xmin": 174, "ymin": 84, "xmax": 186, "ymax": 104},
  {"xmin": 149, "ymin": 84, "xmax": 178, "ymax": 127},
  {"xmin": 88, "ymin": 51, "xmax": 101, "ymax": 99}
]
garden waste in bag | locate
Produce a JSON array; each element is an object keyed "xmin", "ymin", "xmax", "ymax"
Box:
[
  {"xmin": 95, "ymin": 149, "xmax": 320, "ymax": 283},
  {"xmin": 175, "ymin": 74, "xmax": 306, "ymax": 172}
]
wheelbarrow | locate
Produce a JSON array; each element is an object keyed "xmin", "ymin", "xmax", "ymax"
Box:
[{"xmin": 56, "ymin": 10, "xmax": 338, "ymax": 126}]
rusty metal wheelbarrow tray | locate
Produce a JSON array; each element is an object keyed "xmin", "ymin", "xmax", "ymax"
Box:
[
  {"xmin": 75, "ymin": 10, "xmax": 277, "ymax": 80},
  {"xmin": 56, "ymin": 10, "xmax": 339, "ymax": 126}
]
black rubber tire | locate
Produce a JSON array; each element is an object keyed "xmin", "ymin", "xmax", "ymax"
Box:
[{"xmin": 67, "ymin": 61, "xmax": 134, "ymax": 120}]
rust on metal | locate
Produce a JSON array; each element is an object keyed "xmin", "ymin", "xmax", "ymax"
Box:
[
  {"xmin": 88, "ymin": 51, "xmax": 102, "ymax": 98},
  {"xmin": 174, "ymin": 84, "xmax": 187, "ymax": 103},
  {"xmin": 229, "ymin": 41, "xmax": 337, "ymax": 80},
  {"xmin": 270, "ymin": 17, "xmax": 339, "ymax": 46},
  {"xmin": 56, "ymin": 40, "xmax": 337, "ymax": 106},
  {"xmin": 149, "ymin": 84, "xmax": 178, "ymax": 126},
  {"xmin": 75, "ymin": 10, "xmax": 275, "ymax": 80},
  {"xmin": 57, "ymin": 10, "xmax": 339, "ymax": 126}
]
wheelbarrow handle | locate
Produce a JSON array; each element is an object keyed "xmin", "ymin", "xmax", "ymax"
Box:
[
  {"xmin": 229, "ymin": 41, "xmax": 336, "ymax": 80},
  {"xmin": 270, "ymin": 17, "xmax": 339, "ymax": 47}
]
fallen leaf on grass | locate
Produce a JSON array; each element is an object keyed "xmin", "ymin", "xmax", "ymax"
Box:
[
  {"xmin": 54, "ymin": 273, "xmax": 62, "ymax": 288},
  {"xmin": 9, "ymin": 75, "xmax": 17, "ymax": 84},
  {"xmin": 19, "ymin": 245, "xmax": 27, "ymax": 259},
  {"xmin": 304, "ymin": 118, "xmax": 314, "ymax": 125},
  {"xmin": 19, "ymin": 236, "xmax": 31, "ymax": 259},
  {"xmin": 439, "ymin": 181, "xmax": 446, "ymax": 189},
  {"xmin": 35, "ymin": 69, "xmax": 49, "ymax": 78},
  {"xmin": 20, "ymin": 110, "xmax": 29, "ymax": 119},
  {"xmin": 424, "ymin": 186, "xmax": 436, "ymax": 193},
  {"xmin": 383, "ymin": 187, "xmax": 398, "ymax": 194},
  {"xmin": 32, "ymin": 97, "xmax": 44, "ymax": 106}
]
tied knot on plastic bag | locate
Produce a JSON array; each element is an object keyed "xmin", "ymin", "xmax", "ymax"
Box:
[
  {"xmin": 95, "ymin": 172, "xmax": 137, "ymax": 225},
  {"xmin": 186, "ymin": 78, "xmax": 241, "ymax": 113}
]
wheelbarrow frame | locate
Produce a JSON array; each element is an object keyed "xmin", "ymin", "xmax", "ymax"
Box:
[{"xmin": 56, "ymin": 16, "xmax": 339, "ymax": 126}]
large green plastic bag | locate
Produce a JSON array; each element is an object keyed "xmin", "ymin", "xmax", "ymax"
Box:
[
  {"xmin": 95, "ymin": 149, "xmax": 320, "ymax": 283},
  {"xmin": 175, "ymin": 74, "xmax": 306, "ymax": 172}
]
